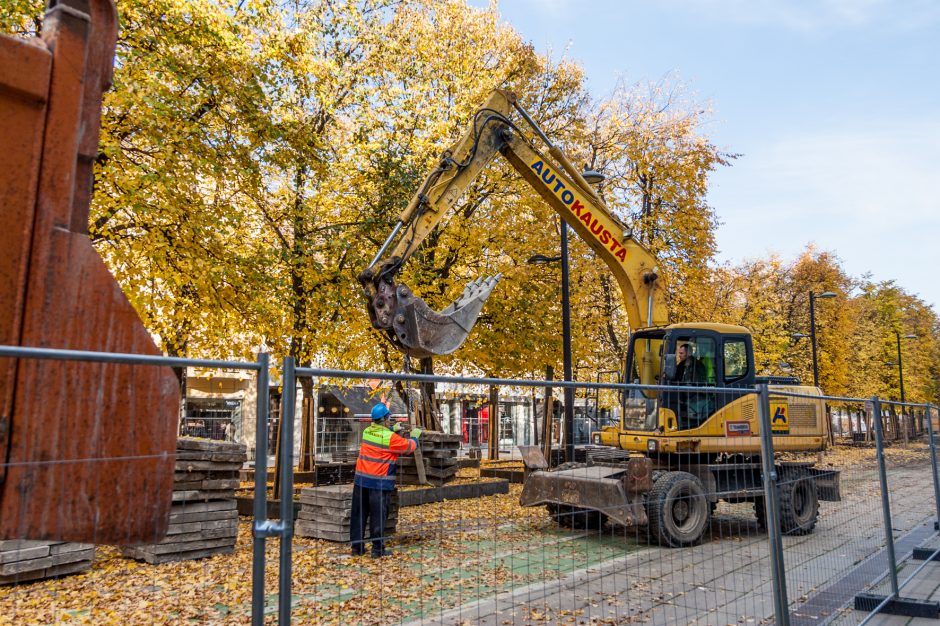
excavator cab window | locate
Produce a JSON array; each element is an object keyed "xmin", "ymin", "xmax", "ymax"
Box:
[
  {"xmin": 623, "ymin": 331, "xmax": 665, "ymax": 431},
  {"xmin": 724, "ymin": 339, "xmax": 748, "ymax": 381},
  {"xmin": 672, "ymin": 336, "xmax": 717, "ymax": 385},
  {"xmin": 661, "ymin": 333, "xmax": 719, "ymax": 430}
]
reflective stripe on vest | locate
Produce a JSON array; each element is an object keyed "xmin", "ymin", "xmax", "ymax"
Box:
[
  {"xmin": 359, "ymin": 453, "xmax": 395, "ymax": 466},
  {"xmin": 355, "ymin": 470, "xmax": 395, "ymax": 483}
]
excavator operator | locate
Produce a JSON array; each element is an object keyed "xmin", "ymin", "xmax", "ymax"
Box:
[{"xmin": 675, "ymin": 343, "xmax": 703, "ymax": 383}]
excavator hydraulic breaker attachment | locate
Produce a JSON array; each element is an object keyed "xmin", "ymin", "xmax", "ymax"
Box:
[
  {"xmin": 519, "ymin": 459, "xmax": 652, "ymax": 527},
  {"xmin": 0, "ymin": 0, "xmax": 178, "ymax": 544},
  {"xmin": 362, "ymin": 262, "xmax": 500, "ymax": 358}
]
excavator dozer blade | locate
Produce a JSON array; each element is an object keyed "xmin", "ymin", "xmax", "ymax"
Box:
[
  {"xmin": 519, "ymin": 460, "xmax": 652, "ymax": 527},
  {"xmin": 390, "ymin": 275, "xmax": 501, "ymax": 358}
]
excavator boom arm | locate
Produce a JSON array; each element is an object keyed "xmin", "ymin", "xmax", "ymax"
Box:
[
  {"xmin": 359, "ymin": 90, "xmax": 667, "ymax": 358},
  {"xmin": 499, "ymin": 133, "xmax": 666, "ymax": 331}
]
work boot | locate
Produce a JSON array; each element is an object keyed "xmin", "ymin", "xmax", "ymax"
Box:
[{"xmin": 371, "ymin": 548, "xmax": 391, "ymax": 559}]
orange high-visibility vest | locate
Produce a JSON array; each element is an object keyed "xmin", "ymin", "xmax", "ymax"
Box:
[{"xmin": 354, "ymin": 423, "xmax": 416, "ymax": 490}]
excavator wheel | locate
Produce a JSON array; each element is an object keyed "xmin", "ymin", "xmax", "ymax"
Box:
[
  {"xmin": 647, "ymin": 471, "xmax": 710, "ymax": 547},
  {"xmin": 778, "ymin": 468, "xmax": 818, "ymax": 535}
]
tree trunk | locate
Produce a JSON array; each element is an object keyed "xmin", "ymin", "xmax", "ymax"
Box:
[
  {"xmin": 298, "ymin": 394, "xmax": 316, "ymax": 472},
  {"xmin": 531, "ymin": 384, "xmax": 539, "ymax": 446},
  {"xmin": 417, "ymin": 357, "xmax": 442, "ymax": 431},
  {"xmin": 272, "ymin": 413, "xmax": 283, "ymax": 501}
]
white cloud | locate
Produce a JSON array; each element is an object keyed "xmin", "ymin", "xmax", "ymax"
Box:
[
  {"xmin": 664, "ymin": 0, "xmax": 940, "ymax": 32},
  {"xmin": 711, "ymin": 118, "xmax": 940, "ymax": 308},
  {"xmin": 728, "ymin": 120, "xmax": 940, "ymax": 223}
]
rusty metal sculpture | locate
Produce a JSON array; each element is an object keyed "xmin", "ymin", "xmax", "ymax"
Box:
[{"xmin": 0, "ymin": 0, "xmax": 178, "ymax": 544}]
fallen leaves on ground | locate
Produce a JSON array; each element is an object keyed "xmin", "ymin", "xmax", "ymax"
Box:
[
  {"xmin": 4, "ymin": 443, "xmax": 933, "ymax": 624},
  {"xmin": 0, "ymin": 485, "xmax": 558, "ymax": 625}
]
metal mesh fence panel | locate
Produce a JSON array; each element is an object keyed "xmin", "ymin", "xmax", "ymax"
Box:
[
  {"xmin": 0, "ymin": 347, "xmax": 269, "ymax": 624},
  {"xmin": 765, "ymin": 394, "xmax": 940, "ymax": 626},
  {"xmin": 4, "ymin": 351, "xmax": 939, "ymax": 626},
  {"xmin": 282, "ymin": 374, "xmax": 788, "ymax": 626},
  {"xmin": 819, "ymin": 401, "xmax": 940, "ymax": 626}
]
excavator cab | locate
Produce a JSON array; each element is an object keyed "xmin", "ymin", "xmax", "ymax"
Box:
[{"xmin": 623, "ymin": 324, "xmax": 755, "ymax": 433}]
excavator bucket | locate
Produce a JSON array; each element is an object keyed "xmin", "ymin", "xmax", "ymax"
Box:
[
  {"xmin": 0, "ymin": 0, "xmax": 178, "ymax": 544},
  {"xmin": 366, "ymin": 272, "xmax": 501, "ymax": 358}
]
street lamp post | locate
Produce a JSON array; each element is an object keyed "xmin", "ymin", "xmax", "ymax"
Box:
[
  {"xmin": 896, "ymin": 332, "xmax": 918, "ymax": 405},
  {"xmin": 527, "ymin": 223, "xmax": 574, "ymax": 463},
  {"xmin": 559, "ymin": 221, "xmax": 574, "ymax": 463},
  {"xmin": 792, "ymin": 291, "xmax": 837, "ymax": 388},
  {"xmin": 527, "ymin": 166, "xmax": 604, "ymax": 464}
]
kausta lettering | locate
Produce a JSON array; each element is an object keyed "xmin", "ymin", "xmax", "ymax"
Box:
[{"xmin": 530, "ymin": 159, "xmax": 627, "ymax": 262}]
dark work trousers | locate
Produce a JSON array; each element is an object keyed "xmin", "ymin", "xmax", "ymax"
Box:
[{"xmin": 350, "ymin": 483, "xmax": 392, "ymax": 556}]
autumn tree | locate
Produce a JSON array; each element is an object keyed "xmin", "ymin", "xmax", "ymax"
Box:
[{"xmin": 540, "ymin": 78, "xmax": 734, "ymax": 379}]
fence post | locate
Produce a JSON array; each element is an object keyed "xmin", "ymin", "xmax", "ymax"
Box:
[
  {"xmin": 872, "ymin": 396, "xmax": 900, "ymax": 597},
  {"xmin": 925, "ymin": 404, "xmax": 940, "ymax": 530},
  {"xmin": 488, "ymin": 385, "xmax": 499, "ymax": 460},
  {"xmin": 757, "ymin": 384, "xmax": 790, "ymax": 626},
  {"xmin": 279, "ymin": 356, "xmax": 296, "ymax": 625},
  {"xmin": 251, "ymin": 352, "xmax": 270, "ymax": 626}
]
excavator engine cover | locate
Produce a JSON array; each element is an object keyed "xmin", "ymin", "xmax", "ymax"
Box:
[
  {"xmin": 0, "ymin": 0, "xmax": 178, "ymax": 544},
  {"xmin": 363, "ymin": 262, "xmax": 500, "ymax": 358}
]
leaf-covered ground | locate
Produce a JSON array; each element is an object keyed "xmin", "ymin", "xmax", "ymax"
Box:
[
  {"xmin": 0, "ymin": 483, "xmax": 643, "ymax": 625},
  {"xmin": 1, "ymin": 443, "xmax": 930, "ymax": 625}
]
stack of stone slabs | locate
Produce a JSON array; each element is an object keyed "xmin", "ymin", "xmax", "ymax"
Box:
[
  {"xmin": 295, "ymin": 484, "xmax": 398, "ymax": 542},
  {"xmin": 0, "ymin": 541, "xmax": 94, "ymax": 584},
  {"xmin": 120, "ymin": 438, "xmax": 246, "ymax": 564},
  {"xmin": 398, "ymin": 431, "xmax": 462, "ymax": 485}
]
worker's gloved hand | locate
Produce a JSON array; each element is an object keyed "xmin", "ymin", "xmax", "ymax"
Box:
[
  {"xmin": 410, "ymin": 428, "xmax": 423, "ymax": 439},
  {"xmin": 392, "ymin": 422, "xmax": 403, "ymax": 433}
]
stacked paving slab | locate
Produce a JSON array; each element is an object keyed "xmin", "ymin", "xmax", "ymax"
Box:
[
  {"xmin": 0, "ymin": 541, "xmax": 94, "ymax": 584},
  {"xmin": 121, "ymin": 437, "xmax": 246, "ymax": 564},
  {"xmin": 398, "ymin": 431, "xmax": 462, "ymax": 485},
  {"xmin": 295, "ymin": 484, "xmax": 398, "ymax": 542}
]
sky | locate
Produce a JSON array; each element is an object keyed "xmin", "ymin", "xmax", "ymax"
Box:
[{"xmin": 469, "ymin": 0, "xmax": 940, "ymax": 311}]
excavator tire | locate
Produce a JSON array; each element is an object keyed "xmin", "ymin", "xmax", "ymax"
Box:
[
  {"xmin": 647, "ymin": 471, "xmax": 710, "ymax": 547},
  {"xmin": 754, "ymin": 497, "xmax": 767, "ymax": 531},
  {"xmin": 778, "ymin": 468, "xmax": 818, "ymax": 535},
  {"xmin": 544, "ymin": 463, "xmax": 606, "ymax": 531}
]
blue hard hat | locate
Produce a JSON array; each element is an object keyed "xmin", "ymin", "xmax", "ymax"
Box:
[{"xmin": 371, "ymin": 403, "xmax": 390, "ymax": 421}]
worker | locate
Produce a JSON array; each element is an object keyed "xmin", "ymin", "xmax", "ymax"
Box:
[
  {"xmin": 675, "ymin": 342, "xmax": 705, "ymax": 384},
  {"xmin": 350, "ymin": 401, "xmax": 422, "ymax": 557}
]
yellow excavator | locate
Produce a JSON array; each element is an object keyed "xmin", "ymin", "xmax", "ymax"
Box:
[{"xmin": 359, "ymin": 89, "xmax": 839, "ymax": 547}]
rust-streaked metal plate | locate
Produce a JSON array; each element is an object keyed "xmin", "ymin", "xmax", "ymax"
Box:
[
  {"xmin": 0, "ymin": 32, "xmax": 51, "ymax": 488},
  {"xmin": 0, "ymin": 0, "xmax": 178, "ymax": 545}
]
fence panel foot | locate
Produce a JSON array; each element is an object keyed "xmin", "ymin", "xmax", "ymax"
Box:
[{"xmin": 854, "ymin": 593, "xmax": 940, "ymax": 618}]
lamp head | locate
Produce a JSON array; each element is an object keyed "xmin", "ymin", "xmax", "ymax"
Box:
[
  {"xmin": 581, "ymin": 166, "xmax": 605, "ymax": 185},
  {"xmin": 527, "ymin": 254, "xmax": 561, "ymax": 265}
]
